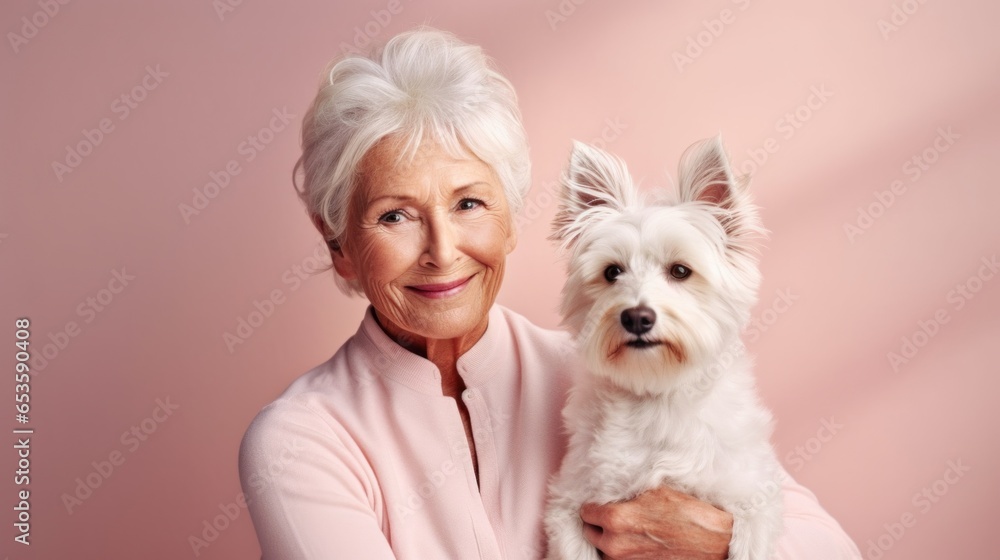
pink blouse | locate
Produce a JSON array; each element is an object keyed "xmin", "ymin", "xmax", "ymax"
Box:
[{"xmin": 239, "ymin": 304, "xmax": 861, "ymax": 559}]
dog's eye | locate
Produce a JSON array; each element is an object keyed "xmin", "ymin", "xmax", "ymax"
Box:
[
  {"xmin": 669, "ymin": 264, "xmax": 692, "ymax": 280},
  {"xmin": 604, "ymin": 265, "xmax": 623, "ymax": 282}
]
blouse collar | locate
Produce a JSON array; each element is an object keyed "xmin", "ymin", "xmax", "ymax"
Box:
[{"xmin": 354, "ymin": 304, "xmax": 510, "ymax": 395}]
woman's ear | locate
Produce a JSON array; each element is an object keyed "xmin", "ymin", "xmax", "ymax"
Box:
[
  {"xmin": 312, "ymin": 214, "xmax": 357, "ymax": 281},
  {"xmin": 330, "ymin": 239, "xmax": 357, "ymax": 281},
  {"xmin": 504, "ymin": 222, "xmax": 518, "ymax": 255}
]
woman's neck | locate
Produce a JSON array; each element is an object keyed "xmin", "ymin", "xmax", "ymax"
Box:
[{"xmin": 372, "ymin": 307, "xmax": 489, "ymax": 398}]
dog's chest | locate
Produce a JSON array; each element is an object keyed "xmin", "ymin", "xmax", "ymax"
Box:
[{"xmin": 578, "ymin": 395, "xmax": 722, "ymax": 500}]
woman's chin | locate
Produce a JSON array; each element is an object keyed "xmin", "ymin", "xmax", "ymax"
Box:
[{"xmin": 420, "ymin": 306, "xmax": 488, "ymax": 336}]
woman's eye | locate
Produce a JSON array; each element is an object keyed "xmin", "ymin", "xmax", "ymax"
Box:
[
  {"xmin": 457, "ymin": 198, "xmax": 483, "ymax": 211},
  {"xmin": 604, "ymin": 265, "xmax": 623, "ymax": 282},
  {"xmin": 669, "ymin": 263, "xmax": 692, "ymax": 280},
  {"xmin": 378, "ymin": 210, "xmax": 405, "ymax": 224}
]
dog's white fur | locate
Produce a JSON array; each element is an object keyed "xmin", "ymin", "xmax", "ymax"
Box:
[{"xmin": 543, "ymin": 137, "xmax": 783, "ymax": 560}]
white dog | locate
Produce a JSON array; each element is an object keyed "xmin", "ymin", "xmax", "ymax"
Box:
[{"xmin": 543, "ymin": 137, "xmax": 783, "ymax": 560}]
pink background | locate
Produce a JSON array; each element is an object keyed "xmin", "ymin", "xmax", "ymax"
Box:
[{"xmin": 3, "ymin": 1, "xmax": 998, "ymax": 558}]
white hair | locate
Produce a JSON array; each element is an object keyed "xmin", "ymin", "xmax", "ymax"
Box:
[{"xmin": 292, "ymin": 27, "xmax": 531, "ymax": 297}]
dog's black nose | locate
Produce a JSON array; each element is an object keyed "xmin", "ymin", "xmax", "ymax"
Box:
[{"xmin": 621, "ymin": 306, "xmax": 656, "ymax": 335}]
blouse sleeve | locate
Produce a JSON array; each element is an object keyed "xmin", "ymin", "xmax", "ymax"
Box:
[
  {"xmin": 239, "ymin": 400, "xmax": 397, "ymax": 560},
  {"xmin": 772, "ymin": 465, "xmax": 862, "ymax": 559}
]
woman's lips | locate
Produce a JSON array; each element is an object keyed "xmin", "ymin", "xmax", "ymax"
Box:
[{"xmin": 407, "ymin": 275, "xmax": 474, "ymax": 299}]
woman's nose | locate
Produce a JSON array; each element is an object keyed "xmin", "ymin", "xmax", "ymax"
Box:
[{"xmin": 420, "ymin": 213, "xmax": 459, "ymax": 268}]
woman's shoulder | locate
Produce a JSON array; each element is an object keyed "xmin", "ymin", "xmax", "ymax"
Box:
[
  {"xmin": 239, "ymin": 363, "xmax": 370, "ymax": 482},
  {"xmin": 239, "ymin": 335, "xmax": 373, "ymax": 458},
  {"xmin": 239, "ymin": 369, "xmax": 345, "ymax": 454}
]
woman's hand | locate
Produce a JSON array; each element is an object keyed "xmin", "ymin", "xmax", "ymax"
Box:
[{"xmin": 580, "ymin": 485, "xmax": 733, "ymax": 559}]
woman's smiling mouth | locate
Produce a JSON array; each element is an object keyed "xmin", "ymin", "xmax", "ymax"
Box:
[{"xmin": 407, "ymin": 275, "xmax": 474, "ymax": 299}]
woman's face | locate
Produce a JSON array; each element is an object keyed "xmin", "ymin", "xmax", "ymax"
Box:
[{"xmin": 333, "ymin": 136, "xmax": 517, "ymax": 348}]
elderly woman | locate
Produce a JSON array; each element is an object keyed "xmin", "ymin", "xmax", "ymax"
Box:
[{"xmin": 239, "ymin": 28, "xmax": 861, "ymax": 559}]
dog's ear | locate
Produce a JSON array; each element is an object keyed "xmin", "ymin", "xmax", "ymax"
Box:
[
  {"xmin": 677, "ymin": 134, "xmax": 739, "ymax": 207},
  {"xmin": 677, "ymin": 135, "xmax": 764, "ymax": 245},
  {"xmin": 550, "ymin": 141, "xmax": 638, "ymax": 247}
]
